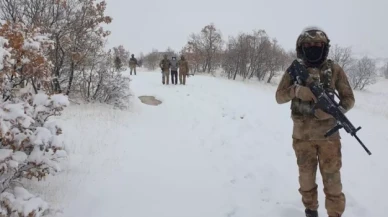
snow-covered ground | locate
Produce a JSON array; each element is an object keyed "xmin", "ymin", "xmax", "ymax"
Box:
[{"xmin": 31, "ymin": 70, "xmax": 387, "ymax": 217}]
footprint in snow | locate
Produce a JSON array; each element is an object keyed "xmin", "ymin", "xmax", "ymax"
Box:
[{"xmin": 244, "ymin": 173, "xmax": 255, "ymax": 180}]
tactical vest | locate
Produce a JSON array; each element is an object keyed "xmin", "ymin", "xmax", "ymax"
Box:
[{"xmin": 290, "ymin": 59, "xmax": 334, "ymax": 116}]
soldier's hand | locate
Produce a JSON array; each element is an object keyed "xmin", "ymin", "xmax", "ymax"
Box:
[
  {"xmin": 295, "ymin": 85, "xmax": 317, "ymax": 102},
  {"xmin": 339, "ymin": 106, "xmax": 346, "ymax": 113},
  {"xmin": 314, "ymin": 109, "xmax": 333, "ymax": 120}
]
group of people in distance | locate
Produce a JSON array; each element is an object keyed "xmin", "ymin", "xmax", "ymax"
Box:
[
  {"xmin": 127, "ymin": 53, "xmax": 190, "ymax": 85},
  {"xmin": 159, "ymin": 54, "xmax": 190, "ymax": 85}
]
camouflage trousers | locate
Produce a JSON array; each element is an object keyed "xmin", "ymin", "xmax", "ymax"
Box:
[
  {"xmin": 130, "ymin": 66, "xmax": 136, "ymax": 75},
  {"xmin": 292, "ymin": 139, "xmax": 345, "ymax": 217},
  {"xmin": 179, "ymin": 72, "xmax": 186, "ymax": 85},
  {"xmin": 162, "ymin": 70, "xmax": 170, "ymax": 84}
]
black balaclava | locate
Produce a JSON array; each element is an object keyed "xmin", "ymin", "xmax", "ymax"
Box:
[{"xmin": 302, "ymin": 45, "xmax": 325, "ymax": 63}]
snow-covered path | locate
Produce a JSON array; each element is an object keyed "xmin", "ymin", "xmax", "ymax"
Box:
[{"xmin": 39, "ymin": 71, "xmax": 387, "ymax": 217}]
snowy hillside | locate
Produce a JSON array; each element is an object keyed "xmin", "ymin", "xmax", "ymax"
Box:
[{"xmin": 31, "ymin": 70, "xmax": 387, "ymax": 217}]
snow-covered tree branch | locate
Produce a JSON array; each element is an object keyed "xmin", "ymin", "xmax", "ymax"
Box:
[
  {"xmin": 347, "ymin": 56, "xmax": 377, "ymax": 90},
  {"xmin": 0, "ymin": 26, "xmax": 69, "ymax": 215}
]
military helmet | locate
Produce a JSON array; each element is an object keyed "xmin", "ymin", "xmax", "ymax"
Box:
[
  {"xmin": 296, "ymin": 26, "xmax": 331, "ymax": 65},
  {"xmin": 296, "ymin": 26, "xmax": 329, "ymax": 47}
]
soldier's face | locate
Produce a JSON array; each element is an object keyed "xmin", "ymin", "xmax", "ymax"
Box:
[{"xmin": 302, "ymin": 42, "xmax": 324, "ymax": 48}]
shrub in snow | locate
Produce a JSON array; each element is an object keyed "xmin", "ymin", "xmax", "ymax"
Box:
[
  {"xmin": 0, "ymin": 186, "xmax": 48, "ymax": 217},
  {"xmin": 74, "ymin": 49, "xmax": 131, "ymax": 109},
  {"xmin": 0, "ymin": 20, "xmax": 69, "ymax": 216},
  {"xmin": 0, "ymin": 21, "xmax": 53, "ymax": 95},
  {"xmin": 0, "ymin": 89, "xmax": 68, "ymax": 216}
]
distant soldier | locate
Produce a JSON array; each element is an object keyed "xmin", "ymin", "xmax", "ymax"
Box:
[
  {"xmin": 129, "ymin": 54, "xmax": 138, "ymax": 75},
  {"xmin": 159, "ymin": 54, "xmax": 171, "ymax": 85},
  {"xmin": 170, "ymin": 56, "xmax": 178, "ymax": 85},
  {"xmin": 178, "ymin": 55, "xmax": 189, "ymax": 85}
]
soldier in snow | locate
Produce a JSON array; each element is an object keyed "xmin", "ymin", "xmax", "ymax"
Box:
[
  {"xmin": 275, "ymin": 26, "xmax": 355, "ymax": 217},
  {"xmin": 129, "ymin": 54, "xmax": 138, "ymax": 75},
  {"xmin": 159, "ymin": 54, "xmax": 171, "ymax": 85},
  {"xmin": 178, "ymin": 55, "xmax": 189, "ymax": 85}
]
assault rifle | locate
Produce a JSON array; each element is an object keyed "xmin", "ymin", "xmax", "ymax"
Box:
[{"xmin": 287, "ymin": 59, "xmax": 371, "ymax": 155}]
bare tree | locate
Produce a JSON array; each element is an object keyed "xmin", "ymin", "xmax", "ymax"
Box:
[
  {"xmin": 187, "ymin": 23, "xmax": 223, "ymax": 73},
  {"xmin": 76, "ymin": 48, "xmax": 130, "ymax": 108},
  {"xmin": 221, "ymin": 33, "xmax": 251, "ymax": 79},
  {"xmin": 180, "ymin": 44, "xmax": 202, "ymax": 73},
  {"xmin": 383, "ymin": 62, "xmax": 388, "ymax": 79},
  {"xmin": 164, "ymin": 47, "xmax": 178, "ymax": 57},
  {"xmin": 0, "ymin": 0, "xmax": 113, "ymax": 94},
  {"xmin": 329, "ymin": 44, "xmax": 354, "ymax": 72},
  {"xmin": 348, "ymin": 56, "xmax": 377, "ymax": 90},
  {"xmin": 265, "ymin": 38, "xmax": 286, "ymax": 83},
  {"xmin": 0, "ymin": 0, "xmax": 20, "ymax": 22},
  {"xmin": 138, "ymin": 52, "xmax": 145, "ymax": 67},
  {"xmin": 0, "ymin": 0, "xmax": 132, "ymax": 107},
  {"xmin": 143, "ymin": 49, "xmax": 161, "ymax": 70},
  {"xmin": 220, "ymin": 29, "xmax": 287, "ymax": 82}
]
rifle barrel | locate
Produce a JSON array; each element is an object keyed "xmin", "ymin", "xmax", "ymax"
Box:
[{"xmin": 354, "ymin": 134, "xmax": 372, "ymax": 155}]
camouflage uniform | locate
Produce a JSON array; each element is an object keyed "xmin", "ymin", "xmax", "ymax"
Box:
[
  {"xmin": 178, "ymin": 55, "xmax": 189, "ymax": 85},
  {"xmin": 159, "ymin": 54, "xmax": 171, "ymax": 85},
  {"xmin": 275, "ymin": 27, "xmax": 354, "ymax": 217},
  {"xmin": 129, "ymin": 54, "xmax": 137, "ymax": 75}
]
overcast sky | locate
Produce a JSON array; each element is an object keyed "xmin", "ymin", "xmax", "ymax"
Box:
[{"xmin": 104, "ymin": 0, "xmax": 387, "ymax": 58}]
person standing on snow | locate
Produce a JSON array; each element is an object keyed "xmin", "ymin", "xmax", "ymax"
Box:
[
  {"xmin": 129, "ymin": 54, "xmax": 138, "ymax": 75},
  {"xmin": 170, "ymin": 56, "xmax": 178, "ymax": 85},
  {"xmin": 159, "ymin": 54, "xmax": 171, "ymax": 85},
  {"xmin": 178, "ymin": 55, "xmax": 189, "ymax": 85},
  {"xmin": 275, "ymin": 26, "xmax": 355, "ymax": 217}
]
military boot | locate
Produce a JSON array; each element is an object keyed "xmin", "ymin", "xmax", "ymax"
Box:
[{"xmin": 305, "ymin": 209, "xmax": 318, "ymax": 217}]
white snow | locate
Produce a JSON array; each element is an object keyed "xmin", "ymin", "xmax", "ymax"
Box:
[
  {"xmin": 33, "ymin": 127, "xmax": 52, "ymax": 146},
  {"xmin": 0, "ymin": 36, "xmax": 10, "ymax": 69},
  {"xmin": 12, "ymin": 151, "xmax": 28, "ymax": 163},
  {"xmin": 0, "ymin": 149, "xmax": 13, "ymax": 162},
  {"xmin": 33, "ymin": 92, "xmax": 50, "ymax": 106},
  {"xmin": 49, "ymin": 94, "xmax": 70, "ymax": 108},
  {"xmin": 31, "ymin": 71, "xmax": 388, "ymax": 217},
  {"xmin": 23, "ymin": 39, "xmax": 41, "ymax": 51},
  {"xmin": 8, "ymin": 160, "xmax": 18, "ymax": 168}
]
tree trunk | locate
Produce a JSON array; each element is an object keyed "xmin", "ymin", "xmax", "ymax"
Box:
[
  {"xmin": 66, "ymin": 60, "xmax": 75, "ymax": 95},
  {"xmin": 52, "ymin": 35, "xmax": 63, "ymax": 93}
]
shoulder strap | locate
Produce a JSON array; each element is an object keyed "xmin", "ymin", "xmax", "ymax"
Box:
[{"xmin": 322, "ymin": 59, "xmax": 336, "ymax": 99}]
